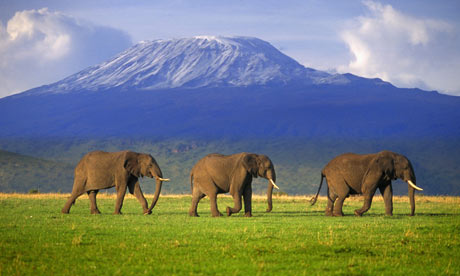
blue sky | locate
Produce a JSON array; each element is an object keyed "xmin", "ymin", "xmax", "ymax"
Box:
[{"xmin": 1, "ymin": 0, "xmax": 459, "ymax": 97}]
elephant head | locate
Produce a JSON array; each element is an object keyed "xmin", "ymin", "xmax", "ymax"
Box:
[
  {"xmin": 124, "ymin": 152, "xmax": 170, "ymax": 212},
  {"xmin": 242, "ymin": 153, "xmax": 279, "ymax": 212},
  {"xmin": 363, "ymin": 151, "xmax": 422, "ymax": 216}
]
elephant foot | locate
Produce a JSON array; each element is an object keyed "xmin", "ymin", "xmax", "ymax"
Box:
[
  {"xmin": 113, "ymin": 211, "xmax": 123, "ymax": 215},
  {"xmin": 266, "ymin": 208, "xmax": 272, "ymax": 213},
  {"xmin": 226, "ymin": 207, "xmax": 232, "ymax": 217},
  {"xmin": 212, "ymin": 212, "xmax": 223, "ymax": 217},
  {"xmin": 354, "ymin": 210, "xmax": 363, "ymax": 217},
  {"xmin": 61, "ymin": 209, "xmax": 70, "ymax": 214},
  {"xmin": 143, "ymin": 209, "xmax": 152, "ymax": 215},
  {"xmin": 325, "ymin": 209, "xmax": 333, "ymax": 216},
  {"xmin": 244, "ymin": 212, "xmax": 252, "ymax": 217},
  {"xmin": 333, "ymin": 212, "xmax": 344, "ymax": 217},
  {"xmin": 385, "ymin": 212, "xmax": 393, "ymax": 216},
  {"xmin": 188, "ymin": 209, "xmax": 199, "ymax": 217},
  {"xmin": 91, "ymin": 209, "xmax": 101, "ymax": 215}
]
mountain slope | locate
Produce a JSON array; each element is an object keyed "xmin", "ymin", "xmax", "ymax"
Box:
[
  {"xmin": 1, "ymin": 84, "xmax": 458, "ymax": 138},
  {"xmin": 0, "ymin": 150, "xmax": 74, "ymax": 193}
]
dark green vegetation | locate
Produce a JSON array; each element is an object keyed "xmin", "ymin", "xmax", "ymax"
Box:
[
  {"xmin": 1, "ymin": 137, "xmax": 459, "ymax": 195},
  {"xmin": 0, "ymin": 194, "xmax": 458, "ymax": 275},
  {"xmin": 0, "ymin": 149, "xmax": 73, "ymax": 193}
]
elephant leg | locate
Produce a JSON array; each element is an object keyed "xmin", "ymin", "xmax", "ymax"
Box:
[
  {"xmin": 189, "ymin": 187, "xmax": 205, "ymax": 217},
  {"xmin": 87, "ymin": 190, "xmax": 101, "ymax": 214},
  {"xmin": 328, "ymin": 178, "xmax": 348, "ymax": 217},
  {"xmin": 194, "ymin": 178, "xmax": 222, "ymax": 217},
  {"xmin": 325, "ymin": 186, "xmax": 336, "ymax": 216},
  {"xmin": 114, "ymin": 184, "xmax": 127, "ymax": 215},
  {"xmin": 354, "ymin": 187, "xmax": 377, "ymax": 216},
  {"xmin": 62, "ymin": 176, "xmax": 86, "ymax": 214},
  {"xmin": 379, "ymin": 182, "xmax": 393, "ymax": 216},
  {"xmin": 61, "ymin": 189, "xmax": 85, "ymax": 214},
  {"xmin": 226, "ymin": 192, "xmax": 242, "ymax": 217},
  {"xmin": 243, "ymin": 183, "xmax": 252, "ymax": 217},
  {"xmin": 333, "ymin": 196, "xmax": 347, "ymax": 217},
  {"xmin": 129, "ymin": 180, "xmax": 150, "ymax": 214},
  {"xmin": 209, "ymin": 192, "xmax": 223, "ymax": 217}
]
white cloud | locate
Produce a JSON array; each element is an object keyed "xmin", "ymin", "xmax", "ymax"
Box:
[
  {"xmin": 339, "ymin": 1, "xmax": 460, "ymax": 95},
  {"xmin": 0, "ymin": 8, "xmax": 132, "ymax": 98}
]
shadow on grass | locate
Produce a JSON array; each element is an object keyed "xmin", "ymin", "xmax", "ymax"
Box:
[
  {"xmin": 412, "ymin": 213, "xmax": 460, "ymax": 217},
  {"xmin": 258, "ymin": 210, "xmax": 309, "ymax": 217},
  {"xmin": 60, "ymin": 210, "xmax": 460, "ymax": 218},
  {"xmin": 157, "ymin": 211, "xmax": 194, "ymax": 215},
  {"xmin": 308, "ymin": 212, "xmax": 460, "ymax": 218}
]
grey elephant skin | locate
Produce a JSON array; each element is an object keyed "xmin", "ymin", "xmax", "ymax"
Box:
[
  {"xmin": 311, "ymin": 150, "xmax": 423, "ymax": 216},
  {"xmin": 61, "ymin": 150, "xmax": 169, "ymax": 215},
  {"xmin": 189, "ymin": 152, "xmax": 279, "ymax": 217}
]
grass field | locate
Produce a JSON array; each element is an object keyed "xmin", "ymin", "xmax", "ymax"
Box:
[{"xmin": 0, "ymin": 193, "xmax": 459, "ymax": 275}]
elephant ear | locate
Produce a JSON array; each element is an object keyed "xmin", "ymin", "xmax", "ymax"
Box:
[
  {"xmin": 377, "ymin": 151, "xmax": 396, "ymax": 179},
  {"xmin": 242, "ymin": 153, "xmax": 259, "ymax": 178},
  {"xmin": 362, "ymin": 152, "xmax": 395, "ymax": 190},
  {"xmin": 124, "ymin": 151, "xmax": 141, "ymax": 177}
]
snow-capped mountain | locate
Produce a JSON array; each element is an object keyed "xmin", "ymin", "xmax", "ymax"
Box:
[
  {"xmin": 29, "ymin": 36, "xmax": 341, "ymax": 94},
  {"xmin": 2, "ymin": 35, "xmax": 456, "ymax": 142}
]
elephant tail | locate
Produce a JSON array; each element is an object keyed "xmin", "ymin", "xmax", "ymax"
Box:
[
  {"xmin": 190, "ymin": 172, "xmax": 194, "ymax": 192},
  {"xmin": 310, "ymin": 173, "xmax": 325, "ymax": 206}
]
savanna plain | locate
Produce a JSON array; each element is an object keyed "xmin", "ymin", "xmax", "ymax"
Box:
[{"xmin": 0, "ymin": 193, "xmax": 459, "ymax": 275}]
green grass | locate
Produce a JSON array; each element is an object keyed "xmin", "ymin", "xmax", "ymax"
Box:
[{"xmin": 0, "ymin": 194, "xmax": 459, "ymax": 275}]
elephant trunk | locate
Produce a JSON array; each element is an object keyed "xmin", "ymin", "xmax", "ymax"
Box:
[
  {"xmin": 147, "ymin": 178, "xmax": 163, "ymax": 213},
  {"xmin": 266, "ymin": 172, "xmax": 277, "ymax": 212},
  {"xmin": 403, "ymin": 162, "xmax": 420, "ymax": 216},
  {"xmin": 405, "ymin": 171, "xmax": 420, "ymax": 216},
  {"xmin": 146, "ymin": 166, "xmax": 169, "ymax": 213},
  {"xmin": 408, "ymin": 184, "xmax": 415, "ymax": 216},
  {"xmin": 267, "ymin": 180, "xmax": 273, "ymax": 213}
]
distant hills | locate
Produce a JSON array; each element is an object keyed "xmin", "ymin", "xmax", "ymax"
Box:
[
  {"xmin": 0, "ymin": 149, "xmax": 73, "ymax": 193},
  {"xmin": 0, "ymin": 36, "xmax": 459, "ymax": 195}
]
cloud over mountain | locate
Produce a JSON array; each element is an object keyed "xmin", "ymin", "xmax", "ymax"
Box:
[
  {"xmin": 340, "ymin": 1, "xmax": 460, "ymax": 95},
  {"xmin": 0, "ymin": 8, "xmax": 132, "ymax": 98}
]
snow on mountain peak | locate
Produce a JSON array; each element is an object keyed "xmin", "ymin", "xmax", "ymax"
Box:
[{"xmin": 32, "ymin": 36, "xmax": 338, "ymax": 94}]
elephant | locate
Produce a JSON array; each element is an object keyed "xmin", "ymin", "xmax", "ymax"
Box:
[
  {"xmin": 61, "ymin": 150, "xmax": 170, "ymax": 214},
  {"xmin": 310, "ymin": 150, "xmax": 423, "ymax": 216},
  {"xmin": 188, "ymin": 152, "xmax": 279, "ymax": 217}
]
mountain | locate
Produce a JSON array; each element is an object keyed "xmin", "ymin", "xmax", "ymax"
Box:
[
  {"xmin": 20, "ymin": 36, "xmax": 344, "ymax": 95},
  {"xmin": 2, "ymin": 36, "xmax": 454, "ymax": 139},
  {"xmin": 0, "ymin": 36, "xmax": 459, "ymax": 195}
]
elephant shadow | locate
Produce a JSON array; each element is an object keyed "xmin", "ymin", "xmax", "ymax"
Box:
[
  {"xmin": 256, "ymin": 210, "xmax": 309, "ymax": 217},
  {"xmin": 410, "ymin": 213, "xmax": 460, "ymax": 217},
  {"xmin": 302, "ymin": 212, "xmax": 460, "ymax": 218}
]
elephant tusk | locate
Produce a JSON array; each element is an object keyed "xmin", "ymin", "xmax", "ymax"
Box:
[
  {"xmin": 269, "ymin": 179, "xmax": 280, "ymax": 190},
  {"xmin": 158, "ymin": 178, "xmax": 170, "ymax": 182},
  {"xmin": 407, "ymin": 180, "xmax": 423, "ymax": 191}
]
